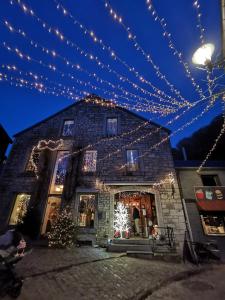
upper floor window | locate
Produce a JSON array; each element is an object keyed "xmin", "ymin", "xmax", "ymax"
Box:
[
  {"xmin": 83, "ymin": 151, "xmax": 97, "ymax": 173},
  {"xmin": 107, "ymin": 118, "xmax": 118, "ymax": 136},
  {"xmin": 201, "ymin": 175, "xmax": 220, "ymax": 186},
  {"xmin": 9, "ymin": 193, "xmax": 31, "ymax": 225},
  {"xmin": 26, "ymin": 150, "xmax": 40, "ymax": 172},
  {"xmin": 50, "ymin": 151, "xmax": 69, "ymax": 194},
  {"xmin": 126, "ymin": 150, "xmax": 139, "ymax": 172},
  {"xmin": 62, "ymin": 120, "xmax": 74, "ymax": 136}
]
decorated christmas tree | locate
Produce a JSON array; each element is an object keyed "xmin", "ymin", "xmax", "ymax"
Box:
[
  {"xmin": 47, "ymin": 206, "xmax": 78, "ymax": 248},
  {"xmin": 114, "ymin": 202, "xmax": 130, "ymax": 238}
]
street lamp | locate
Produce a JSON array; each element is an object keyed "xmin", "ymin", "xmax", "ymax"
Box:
[{"xmin": 192, "ymin": 43, "xmax": 215, "ymax": 70}]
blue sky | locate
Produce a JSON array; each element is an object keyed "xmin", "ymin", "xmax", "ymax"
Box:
[{"xmin": 0, "ymin": 0, "xmax": 224, "ymax": 147}]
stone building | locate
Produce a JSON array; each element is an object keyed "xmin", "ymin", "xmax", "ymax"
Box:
[
  {"xmin": 0, "ymin": 96, "xmax": 185, "ymax": 250},
  {"xmin": 175, "ymin": 160, "xmax": 225, "ymax": 259}
]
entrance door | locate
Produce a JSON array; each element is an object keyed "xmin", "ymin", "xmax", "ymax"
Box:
[
  {"xmin": 41, "ymin": 196, "xmax": 61, "ymax": 234},
  {"xmin": 114, "ymin": 192, "xmax": 157, "ymax": 238}
]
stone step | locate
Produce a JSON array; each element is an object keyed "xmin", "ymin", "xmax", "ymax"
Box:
[
  {"xmin": 127, "ymin": 251, "xmax": 181, "ymax": 262},
  {"xmin": 107, "ymin": 243, "xmax": 152, "ymax": 253},
  {"xmin": 112, "ymin": 238, "xmax": 152, "ymax": 245}
]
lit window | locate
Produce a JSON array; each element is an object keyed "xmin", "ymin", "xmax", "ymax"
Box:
[
  {"xmin": 42, "ymin": 196, "xmax": 61, "ymax": 234},
  {"xmin": 79, "ymin": 195, "xmax": 96, "ymax": 227},
  {"xmin": 62, "ymin": 120, "xmax": 74, "ymax": 136},
  {"xmin": 9, "ymin": 194, "xmax": 31, "ymax": 225},
  {"xmin": 50, "ymin": 151, "xmax": 69, "ymax": 193},
  {"xmin": 107, "ymin": 118, "xmax": 117, "ymax": 136},
  {"xmin": 26, "ymin": 150, "xmax": 40, "ymax": 172},
  {"xmin": 126, "ymin": 150, "xmax": 139, "ymax": 172},
  {"xmin": 83, "ymin": 151, "xmax": 97, "ymax": 173},
  {"xmin": 201, "ymin": 214, "xmax": 225, "ymax": 235}
]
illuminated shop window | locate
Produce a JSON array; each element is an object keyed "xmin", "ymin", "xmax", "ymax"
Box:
[
  {"xmin": 83, "ymin": 151, "xmax": 97, "ymax": 173},
  {"xmin": 201, "ymin": 214, "xmax": 225, "ymax": 235},
  {"xmin": 26, "ymin": 150, "xmax": 40, "ymax": 172},
  {"xmin": 9, "ymin": 194, "xmax": 31, "ymax": 225},
  {"xmin": 78, "ymin": 195, "xmax": 96, "ymax": 227},
  {"xmin": 126, "ymin": 150, "xmax": 139, "ymax": 172},
  {"xmin": 50, "ymin": 151, "xmax": 69, "ymax": 194},
  {"xmin": 42, "ymin": 196, "xmax": 61, "ymax": 234},
  {"xmin": 107, "ymin": 118, "xmax": 118, "ymax": 136},
  {"xmin": 62, "ymin": 120, "xmax": 74, "ymax": 137}
]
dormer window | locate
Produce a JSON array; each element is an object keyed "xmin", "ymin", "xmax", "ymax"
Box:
[
  {"xmin": 107, "ymin": 118, "xmax": 118, "ymax": 136},
  {"xmin": 62, "ymin": 120, "xmax": 74, "ymax": 136}
]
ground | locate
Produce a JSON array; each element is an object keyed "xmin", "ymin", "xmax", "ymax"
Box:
[{"xmin": 9, "ymin": 246, "xmax": 225, "ymax": 300}]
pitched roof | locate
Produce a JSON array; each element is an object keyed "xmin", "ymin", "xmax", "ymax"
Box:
[{"xmin": 14, "ymin": 94, "xmax": 170, "ymax": 137}]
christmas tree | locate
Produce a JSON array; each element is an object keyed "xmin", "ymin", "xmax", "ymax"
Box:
[
  {"xmin": 47, "ymin": 207, "xmax": 78, "ymax": 248},
  {"xmin": 114, "ymin": 202, "xmax": 130, "ymax": 238}
]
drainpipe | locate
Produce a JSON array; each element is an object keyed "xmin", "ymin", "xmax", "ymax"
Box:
[
  {"xmin": 181, "ymin": 146, "xmax": 188, "ymax": 161},
  {"xmin": 221, "ymin": 0, "xmax": 225, "ymax": 61}
]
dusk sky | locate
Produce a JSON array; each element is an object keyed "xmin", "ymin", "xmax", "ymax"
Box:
[{"xmin": 0, "ymin": 0, "xmax": 224, "ymax": 148}]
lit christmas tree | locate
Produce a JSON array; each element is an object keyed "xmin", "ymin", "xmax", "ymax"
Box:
[
  {"xmin": 114, "ymin": 202, "xmax": 130, "ymax": 238},
  {"xmin": 47, "ymin": 207, "xmax": 78, "ymax": 248}
]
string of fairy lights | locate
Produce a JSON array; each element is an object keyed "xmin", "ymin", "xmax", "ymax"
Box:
[
  {"xmin": 29, "ymin": 139, "xmax": 64, "ymax": 177},
  {"xmin": 7, "ymin": 0, "xmax": 190, "ymax": 105},
  {"xmin": 52, "ymin": 0, "xmax": 191, "ymax": 107},
  {"xmin": 145, "ymin": 0, "xmax": 205, "ymax": 100},
  {"xmin": 103, "ymin": 0, "xmax": 189, "ymax": 103},
  {"xmin": 193, "ymin": 0, "xmax": 206, "ymax": 45},
  {"xmin": 3, "ymin": 22, "xmax": 182, "ymax": 112}
]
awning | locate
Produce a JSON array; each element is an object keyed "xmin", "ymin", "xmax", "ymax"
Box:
[{"xmin": 197, "ymin": 200, "xmax": 225, "ymax": 211}]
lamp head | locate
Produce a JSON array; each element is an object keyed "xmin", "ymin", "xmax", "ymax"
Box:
[{"xmin": 192, "ymin": 43, "xmax": 215, "ymax": 67}]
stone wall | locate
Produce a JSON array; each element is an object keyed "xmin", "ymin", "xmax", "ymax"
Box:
[{"xmin": 0, "ymin": 98, "xmax": 185, "ymax": 251}]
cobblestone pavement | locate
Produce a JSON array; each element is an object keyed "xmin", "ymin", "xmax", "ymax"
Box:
[
  {"xmin": 12, "ymin": 246, "xmax": 197, "ymax": 300},
  {"xmin": 146, "ymin": 265, "xmax": 225, "ymax": 300}
]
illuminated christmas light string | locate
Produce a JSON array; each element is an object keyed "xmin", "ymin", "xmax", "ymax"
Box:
[
  {"xmin": 7, "ymin": 1, "xmax": 191, "ymax": 108},
  {"xmin": 197, "ymin": 97, "xmax": 225, "ymax": 173},
  {"xmin": 98, "ymin": 96, "xmax": 208, "ymax": 162},
  {"xmin": 52, "ymin": 0, "xmax": 191, "ymax": 107},
  {"xmin": 103, "ymin": 0, "xmax": 189, "ymax": 103},
  {"xmin": 193, "ymin": 0, "xmax": 206, "ymax": 45},
  {"xmin": 3, "ymin": 22, "xmax": 180, "ymax": 112},
  {"xmin": 0, "ymin": 70, "xmax": 173, "ymax": 115},
  {"xmin": 145, "ymin": 0, "xmax": 205, "ymax": 100},
  {"xmin": 2, "ymin": 43, "xmax": 176, "ymax": 114},
  {"xmin": 115, "ymin": 97, "xmax": 217, "ymax": 170},
  {"xmin": 0, "ymin": 72, "xmax": 89, "ymax": 101},
  {"xmin": 197, "ymin": 120, "xmax": 225, "ymax": 173},
  {"xmin": 153, "ymin": 172, "xmax": 175, "ymax": 189},
  {"xmin": 30, "ymin": 139, "xmax": 64, "ymax": 177}
]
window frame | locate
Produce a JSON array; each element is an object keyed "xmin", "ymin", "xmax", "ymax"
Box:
[
  {"xmin": 201, "ymin": 174, "xmax": 220, "ymax": 187},
  {"xmin": 9, "ymin": 193, "xmax": 31, "ymax": 225},
  {"xmin": 200, "ymin": 213, "xmax": 225, "ymax": 236},
  {"xmin": 106, "ymin": 117, "xmax": 118, "ymax": 136},
  {"xmin": 61, "ymin": 119, "xmax": 75, "ymax": 137},
  {"xmin": 126, "ymin": 149, "xmax": 139, "ymax": 173},
  {"xmin": 49, "ymin": 150, "xmax": 70, "ymax": 194},
  {"xmin": 77, "ymin": 193, "xmax": 98, "ymax": 229},
  {"xmin": 82, "ymin": 150, "xmax": 97, "ymax": 174}
]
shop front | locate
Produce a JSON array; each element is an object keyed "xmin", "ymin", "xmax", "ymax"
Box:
[{"xmin": 114, "ymin": 191, "xmax": 158, "ymax": 239}]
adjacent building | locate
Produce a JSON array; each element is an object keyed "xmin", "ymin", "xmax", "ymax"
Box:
[
  {"xmin": 0, "ymin": 96, "xmax": 185, "ymax": 250},
  {"xmin": 175, "ymin": 160, "xmax": 225, "ymax": 259}
]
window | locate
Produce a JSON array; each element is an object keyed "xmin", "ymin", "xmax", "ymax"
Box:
[
  {"xmin": 78, "ymin": 195, "xmax": 96, "ymax": 227},
  {"xmin": 107, "ymin": 118, "xmax": 118, "ymax": 136},
  {"xmin": 50, "ymin": 151, "xmax": 69, "ymax": 194},
  {"xmin": 201, "ymin": 214, "xmax": 225, "ymax": 235},
  {"xmin": 83, "ymin": 151, "xmax": 97, "ymax": 173},
  {"xmin": 9, "ymin": 194, "xmax": 31, "ymax": 225},
  {"xmin": 42, "ymin": 196, "xmax": 61, "ymax": 234},
  {"xmin": 201, "ymin": 175, "xmax": 219, "ymax": 186},
  {"xmin": 62, "ymin": 120, "xmax": 74, "ymax": 136},
  {"xmin": 126, "ymin": 150, "xmax": 139, "ymax": 172},
  {"xmin": 26, "ymin": 150, "xmax": 40, "ymax": 172}
]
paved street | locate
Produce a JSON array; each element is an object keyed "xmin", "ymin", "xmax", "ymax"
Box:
[{"xmin": 9, "ymin": 246, "xmax": 219, "ymax": 300}]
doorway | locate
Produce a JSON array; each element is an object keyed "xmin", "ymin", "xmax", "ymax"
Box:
[{"xmin": 114, "ymin": 191, "xmax": 157, "ymax": 238}]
